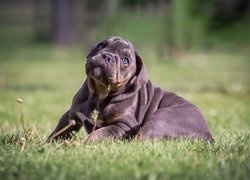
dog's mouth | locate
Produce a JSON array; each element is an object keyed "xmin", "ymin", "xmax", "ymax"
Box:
[
  {"xmin": 86, "ymin": 65, "xmax": 117, "ymax": 87},
  {"xmin": 87, "ymin": 67, "xmax": 130, "ymax": 95}
]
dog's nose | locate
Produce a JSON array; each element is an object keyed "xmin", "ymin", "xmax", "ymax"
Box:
[{"xmin": 102, "ymin": 53, "xmax": 112, "ymax": 63}]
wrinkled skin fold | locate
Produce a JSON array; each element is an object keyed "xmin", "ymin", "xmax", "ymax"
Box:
[{"xmin": 47, "ymin": 36, "xmax": 214, "ymax": 142}]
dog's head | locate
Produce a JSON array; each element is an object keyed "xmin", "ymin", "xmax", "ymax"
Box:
[{"xmin": 86, "ymin": 36, "xmax": 147, "ymax": 98}]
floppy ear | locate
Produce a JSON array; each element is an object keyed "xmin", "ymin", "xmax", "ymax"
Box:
[{"xmin": 134, "ymin": 51, "xmax": 148, "ymax": 86}]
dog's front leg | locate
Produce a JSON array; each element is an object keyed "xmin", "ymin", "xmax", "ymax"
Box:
[
  {"xmin": 84, "ymin": 119, "xmax": 137, "ymax": 141},
  {"xmin": 47, "ymin": 110, "xmax": 82, "ymax": 142}
]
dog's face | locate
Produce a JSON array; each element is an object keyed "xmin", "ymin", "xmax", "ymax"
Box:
[{"xmin": 86, "ymin": 36, "xmax": 137, "ymax": 91}]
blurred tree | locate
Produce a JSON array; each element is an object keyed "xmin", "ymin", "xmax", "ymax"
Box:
[
  {"xmin": 120, "ymin": 0, "xmax": 170, "ymax": 8},
  {"xmin": 1, "ymin": 0, "xmax": 249, "ymax": 49},
  {"xmin": 164, "ymin": 0, "xmax": 194, "ymax": 59},
  {"xmin": 82, "ymin": 0, "xmax": 107, "ymax": 45},
  {"xmin": 33, "ymin": 0, "xmax": 50, "ymax": 42},
  {"xmin": 79, "ymin": 0, "xmax": 115, "ymax": 47},
  {"xmin": 51, "ymin": 0, "xmax": 77, "ymax": 45},
  {"xmin": 208, "ymin": 0, "xmax": 250, "ymax": 30}
]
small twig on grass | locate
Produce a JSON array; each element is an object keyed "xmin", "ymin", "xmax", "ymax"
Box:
[
  {"xmin": 32, "ymin": 125, "xmax": 43, "ymax": 144},
  {"xmin": 16, "ymin": 98, "xmax": 29, "ymax": 152},
  {"xmin": 84, "ymin": 109, "xmax": 99, "ymax": 144},
  {"xmin": 16, "ymin": 98, "xmax": 28, "ymax": 140},
  {"xmin": 19, "ymin": 128, "xmax": 36, "ymax": 153},
  {"xmin": 20, "ymin": 137, "xmax": 26, "ymax": 153}
]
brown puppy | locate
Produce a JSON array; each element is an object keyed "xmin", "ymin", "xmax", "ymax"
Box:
[{"xmin": 47, "ymin": 36, "xmax": 213, "ymax": 142}]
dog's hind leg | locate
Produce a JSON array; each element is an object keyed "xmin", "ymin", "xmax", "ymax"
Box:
[{"xmin": 138, "ymin": 105, "xmax": 213, "ymax": 141}]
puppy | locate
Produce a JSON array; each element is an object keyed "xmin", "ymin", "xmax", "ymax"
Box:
[{"xmin": 47, "ymin": 36, "xmax": 213, "ymax": 142}]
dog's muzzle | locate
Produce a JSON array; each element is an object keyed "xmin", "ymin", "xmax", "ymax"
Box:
[{"xmin": 86, "ymin": 52, "xmax": 118, "ymax": 84}]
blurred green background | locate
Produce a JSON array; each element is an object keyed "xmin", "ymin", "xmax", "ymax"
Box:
[
  {"xmin": 1, "ymin": 0, "xmax": 250, "ymax": 51},
  {"xmin": 0, "ymin": 1, "xmax": 250, "ymax": 179}
]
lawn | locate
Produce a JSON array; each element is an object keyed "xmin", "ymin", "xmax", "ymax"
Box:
[{"xmin": 0, "ymin": 45, "xmax": 249, "ymax": 180}]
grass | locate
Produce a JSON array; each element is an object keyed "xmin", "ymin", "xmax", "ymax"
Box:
[{"xmin": 0, "ymin": 45, "xmax": 249, "ymax": 180}]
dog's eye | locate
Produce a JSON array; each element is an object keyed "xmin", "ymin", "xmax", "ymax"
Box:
[
  {"xmin": 97, "ymin": 43, "xmax": 106, "ymax": 49},
  {"xmin": 122, "ymin": 57, "xmax": 129, "ymax": 64}
]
